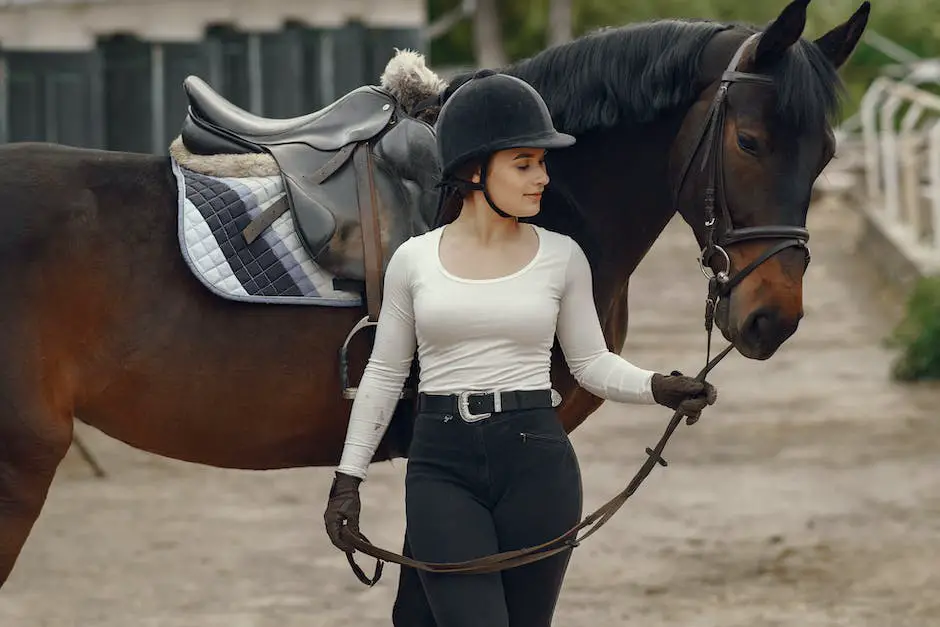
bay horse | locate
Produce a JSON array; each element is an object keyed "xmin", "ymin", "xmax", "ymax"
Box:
[
  {"xmin": 0, "ymin": 0, "xmax": 867, "ymax": 607},
  {"xmin": 391, "ymin": 1, "xmax": 870, "ymax": 620}
]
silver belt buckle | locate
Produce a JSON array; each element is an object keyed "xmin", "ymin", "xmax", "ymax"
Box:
[{"xmin": 457, "ymin": 391, "xmax": 496, "ymax": 422}]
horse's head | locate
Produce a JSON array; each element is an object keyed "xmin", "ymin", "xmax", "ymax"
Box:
[{"xmin": 672, "ymin": 0, "xmax": 869, "ymax": 359}]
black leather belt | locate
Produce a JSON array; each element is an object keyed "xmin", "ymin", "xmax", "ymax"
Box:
[{"xmin": 418, "ymin": 389, "xmax": 558, "ymax": 422}]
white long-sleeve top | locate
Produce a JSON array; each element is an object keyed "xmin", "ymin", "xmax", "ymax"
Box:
[{"xmin": 337, "ymin": 224, "xmax": 657, "ymax": 480}]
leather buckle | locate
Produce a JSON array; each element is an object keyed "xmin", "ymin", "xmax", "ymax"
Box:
[{"xmin": 457, "ymin": 391, "xmax": 495, "ymax": 422}]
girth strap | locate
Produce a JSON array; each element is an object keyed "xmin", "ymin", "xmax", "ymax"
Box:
[{"xmin": 353, "ymin": 142, "xmax": 384, "ymax": 322}]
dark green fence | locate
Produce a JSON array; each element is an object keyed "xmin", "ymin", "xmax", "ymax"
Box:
[
  {"xmin": 4, "ymin": 51, "xmax": 104, "ymax": 148},
  {"xmin": 0, "ymin": 21, "xmax": 425, "ymax": 154}
]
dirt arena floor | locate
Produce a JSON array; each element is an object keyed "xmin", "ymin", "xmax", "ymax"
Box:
[{"xmin": 2, "ymin": 195, "xmax": 939, "ymax": 626}]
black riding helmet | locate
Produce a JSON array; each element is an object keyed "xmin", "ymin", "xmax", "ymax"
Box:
[{"xmin": 435, "ymin": 70, "xmax": 575, "ymax": 219}]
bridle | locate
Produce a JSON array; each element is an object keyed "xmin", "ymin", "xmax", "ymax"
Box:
[
  {"xmin": 673, "ymin": 32, "xmax": 811, "ymax": 363},
  {"xmin": 335, "ymin": 32, "xmax": 812, "ymax": 586}
]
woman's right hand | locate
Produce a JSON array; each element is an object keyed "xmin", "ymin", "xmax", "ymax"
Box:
[
  {"xmin": 324, "ymin": 471, "xmax": 363, "ymax": 552},
  {"xmin": 650, "ymin": 371, "xmax": 717, "ymax": 424}
]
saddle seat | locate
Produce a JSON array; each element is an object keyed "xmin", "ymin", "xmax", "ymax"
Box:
[{"xmin": 181, "ymin": 75, "xmax": 398, "ymax": 155}]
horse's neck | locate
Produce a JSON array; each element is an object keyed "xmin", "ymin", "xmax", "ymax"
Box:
[{"xmin": 550, "ymin": 116, "xmax": 685, "ymax": 349}]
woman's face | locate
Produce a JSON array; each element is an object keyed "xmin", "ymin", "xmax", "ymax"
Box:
[{"xmin": 472, "ymin": 147, "xmax": 550, "ymax": 218}]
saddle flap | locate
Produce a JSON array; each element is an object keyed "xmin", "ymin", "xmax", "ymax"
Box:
[
  {"xmin": 267, "ymin": 141, "xmax": 358, "ymax": 261},
  {"xmin": 282, "ymin": 175, "xmax": 338, "ymax": 259}
]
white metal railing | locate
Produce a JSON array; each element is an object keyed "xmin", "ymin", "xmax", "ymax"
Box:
[{"xmin": 859, "ymin": 76, "xmax": 940, "ymax": 272}]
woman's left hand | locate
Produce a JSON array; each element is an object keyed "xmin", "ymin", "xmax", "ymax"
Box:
[
  {"xmin": 650, "ymin": 371, "xmax": 717, "ymax": 424},
  {"xmin": 324, "ymin": 471, "xmax": 363, "ymax": 553}
]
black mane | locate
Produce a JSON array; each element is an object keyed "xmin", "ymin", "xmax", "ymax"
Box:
[
  {"xmin": 453, "ymin": 18, "xmax": 844, "ymax": 136},
  {"xmin": 505, "ymin": 20, "xmax": 728, "ymax": 134}
]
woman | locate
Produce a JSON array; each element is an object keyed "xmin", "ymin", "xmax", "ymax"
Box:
[{"xmin": 324, "ymin": 70, "xmax": 717, "ymax": 626}]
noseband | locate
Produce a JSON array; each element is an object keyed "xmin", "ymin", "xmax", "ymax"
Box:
[{"xmin": 673, "ymin": 32, "xmax": 811, "ymax": 341}]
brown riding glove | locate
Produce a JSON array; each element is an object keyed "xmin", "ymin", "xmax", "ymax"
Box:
[
  {"xmin": 324, "ymin": 471, "xmax": 363, "ymax": 553},
  {"xmin": 651, "ymin": 370, "xmax": 718, "ymax": 425}
]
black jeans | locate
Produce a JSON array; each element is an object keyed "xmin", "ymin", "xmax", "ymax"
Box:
[{"xmin": 402, "ymin": 405, "xmax": 583, "ymax": 627}]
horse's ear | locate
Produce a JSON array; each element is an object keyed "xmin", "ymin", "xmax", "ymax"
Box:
[
  {"xmin": 753, "ymin": 0, "xmax": 811, "ymax": 69},
  {"xmin": 813, "ymin": 1, "xmax": 871, "ymax": 69}
]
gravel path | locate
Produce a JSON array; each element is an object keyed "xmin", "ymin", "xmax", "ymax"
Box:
[{"xmin": 2, "ymin": 196, "xmax": 938, "ymax": 627}]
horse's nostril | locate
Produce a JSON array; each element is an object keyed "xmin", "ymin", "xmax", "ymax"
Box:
[
  {"xmin": 741, "ymin": 308, "xmax": 779, "ymax": 349},
  {"xmin": 740, "ymin": 307, "xmax": 802, "ymax": 357}
]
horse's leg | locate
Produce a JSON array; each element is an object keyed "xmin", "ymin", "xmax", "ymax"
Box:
[
  {"xmin": 71, "ymin": 431, "xmax": 107, "ymax": 478},
  {"xmin": 0, "ymin": 374, "xmax": 73, "ymax": 585}
]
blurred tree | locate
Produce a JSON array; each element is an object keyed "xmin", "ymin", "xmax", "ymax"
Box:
[
  {"xmin": 473, "ymin": 0, "xmax": 507, "ymax": 67},
  {"xmin": 548, "ymin": 0, "xmax": 574, "ymax": 46},
  {"xmin": 429, "ymin": 0, "xmax": 547, "ymax": 66},
  {"xmin": 428, "ymin": 0, "xmax": 474, "ymax": 66}
]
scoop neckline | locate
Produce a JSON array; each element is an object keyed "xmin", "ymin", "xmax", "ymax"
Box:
[{"xmin": 435, "ymin": 224, "xmax": 543, "ymax": 284}]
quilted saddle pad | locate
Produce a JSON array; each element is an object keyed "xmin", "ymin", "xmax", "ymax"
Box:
[{"xmin": 171, "ymin": 158, "xmax": 362, "ymax": 307}]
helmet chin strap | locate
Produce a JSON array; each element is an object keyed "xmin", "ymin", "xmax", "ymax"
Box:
[
  {"xmin": 439, "ymin": 155, "xmax": 516, "ymax": 220},
  {"xmin": 477, "ymin": 164, "xmax": 514, "ymax": 219}
]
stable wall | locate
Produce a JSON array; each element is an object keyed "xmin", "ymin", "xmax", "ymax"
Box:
[{"xmin": 0, "ymin": 0, "xmax": 426, "ymax": 153}]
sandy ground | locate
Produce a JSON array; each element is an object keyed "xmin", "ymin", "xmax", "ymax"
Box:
[{"xmin": 2, "ymin": 196, "xmax": 939, "ymax": 627}]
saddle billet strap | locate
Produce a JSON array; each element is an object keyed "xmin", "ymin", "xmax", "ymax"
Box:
[
  {"xmin": 353, "ymin": 142, "xmax": 384, "ymax": 323},
  {"xmin": 242, "ymin": 196, "xmax": 289, "ymax": 245},
  {"xmin": 309, "ymin": 142, "xmax": 358, "ymax": 185},
  {"xmin": 339, "ymin": 343, "xmax": 736, "ymax": 586}
]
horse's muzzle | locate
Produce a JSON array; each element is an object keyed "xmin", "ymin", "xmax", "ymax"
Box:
[{"xmin": 735, "ymin": 306, "xmax": 802, "ymax": 360}]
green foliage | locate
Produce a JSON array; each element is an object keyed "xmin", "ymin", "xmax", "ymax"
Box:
[
  {"xmin": 429, "ymin": 0, "xmax": 551, "ymax": 64},
  {"xmin": 887, "ymin": 275, "xmax": 940, "ymax": 381},
  {"xmin": 427, "ymin": 0, "xmax": 940, "ymax": 121}
]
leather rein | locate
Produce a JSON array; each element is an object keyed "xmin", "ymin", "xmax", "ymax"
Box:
[{"xmin": 338, "ymin": 32, "xmax": 810, "ymax": 586}]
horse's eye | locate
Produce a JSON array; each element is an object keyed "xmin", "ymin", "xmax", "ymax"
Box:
[{"xmin": 737, "ymin": 132, "xmax": 759, "ymax": 155}]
